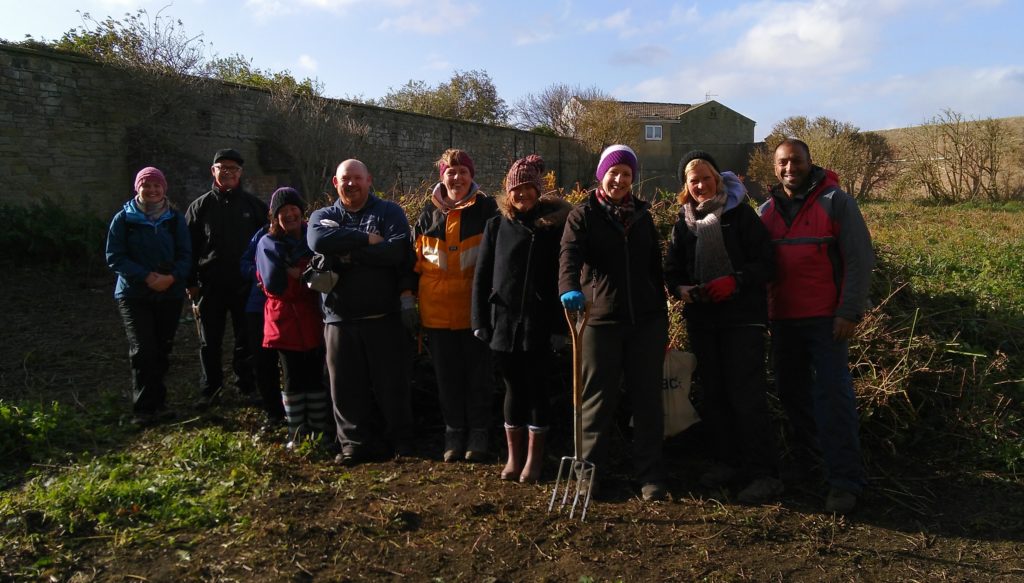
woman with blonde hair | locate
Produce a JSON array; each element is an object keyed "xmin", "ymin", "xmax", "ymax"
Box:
[{"xmin": 664, "ymin": 150, "xmax": 782, "ymax": 503}]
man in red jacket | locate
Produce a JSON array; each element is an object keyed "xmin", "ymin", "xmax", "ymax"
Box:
[{"xmin": 760, "ymin": 139, "xmax": 874, "ymax": 513}]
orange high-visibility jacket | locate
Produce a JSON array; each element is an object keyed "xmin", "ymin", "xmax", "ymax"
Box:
[{"xmin": 413, "ymin": 188, "xmax": 498, "ymax": 330}]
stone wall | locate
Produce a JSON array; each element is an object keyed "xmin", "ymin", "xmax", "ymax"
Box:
[{"xmin": 0, "ymin": 44, "xmax": 594, "ymax": 218}]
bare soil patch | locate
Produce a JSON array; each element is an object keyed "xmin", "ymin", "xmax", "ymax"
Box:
[{"xmin": 1, "ymin": 265, "xmax": 1022, "ymax": 582}]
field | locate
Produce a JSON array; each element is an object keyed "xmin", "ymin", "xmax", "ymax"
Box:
[{"xmin": 0, "ymin": 201, "xmax": 1022, "ymax": 582}]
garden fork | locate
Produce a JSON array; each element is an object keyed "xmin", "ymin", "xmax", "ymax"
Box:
[{"xmin": 549, "ymin": 304, "xmax": 595, "ymax": 521}]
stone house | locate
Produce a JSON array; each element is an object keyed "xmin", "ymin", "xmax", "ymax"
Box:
[{"xmin": 571, "ymin": 98, "xmax": 757, "ymax": 196}]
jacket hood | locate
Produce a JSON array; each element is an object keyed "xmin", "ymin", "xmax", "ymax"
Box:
[
  {"xmin": 123, "ymin": 198, "xmax": 173, "ymax": 225},
  {"xmin": 431, "ymin": 181, "xmax": 482, "ymax": 213},
  {"xmin": 497, "ymin": 193, "xmax": 572, "ymax": 229},
  {"xmin": 721, "ymin": 171, "xmax": 748, "ymax": 212}
]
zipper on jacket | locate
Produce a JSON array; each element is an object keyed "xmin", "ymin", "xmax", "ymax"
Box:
[
  {"xmin": 517, "ymin": 231, "xmax": 536, "ymax": 329},
  {"xmin": 624, "ymin": 233, "xmax": 635, "ymax": 324}
]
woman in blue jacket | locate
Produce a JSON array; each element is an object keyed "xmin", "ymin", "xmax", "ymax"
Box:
[{"xmin": 106, "ymin": 167, "xmax": 191, "ymax": 426}]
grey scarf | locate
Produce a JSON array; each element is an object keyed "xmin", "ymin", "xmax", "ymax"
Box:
[
  {"xmin": 135, "ymin": 194, "xmax": 170, "ymax": 222},
  {"xmin": 683, "ymin": 191, "xmax": 734, "ymax": 283}
]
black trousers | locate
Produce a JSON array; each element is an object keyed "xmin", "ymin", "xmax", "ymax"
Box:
[
  {"xmin": 196, "ymin": 285, "xmax": 253, "ymax": 396},
  {"xmin": 426, "ymin": 328, "xmax": 493, "ymax": 432},
  {"xmin": 325, "ymin": 315, "xmax": 414, "ymax": 454},
  {"xmin": 688, "ymin": 324, "xmax": 778, "ymax": 479},
  {"xmin": 245, "ymin": 311, "xmax": 285, "ymax": 420},
  {"xmin": 494, "ymin": 349, "xmax": 551, "ymax": 428},
  {"xmin": 117, "ymin": 297, "xmax": 184, "ymax": 414}
]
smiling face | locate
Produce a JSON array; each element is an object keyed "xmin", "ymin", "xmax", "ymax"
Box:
[
  {"xmin": 211, "ymin": 161, "xmax": 242, "ymax": 191},
  {"xmin": 333, "ymin": 159, "xmax": 372, "ymax": 211},
  {"xmin": 276, "ymin": 204, "xmax": 303, "ymax": 236},
  {"xmin": 136, "ymin": 179, "xmax": 166, "ymax": 204},
  {"xmin": 774, "ymin": 142, "xmax": 812, "ymax": 196},
  {"xmin": 600, "ymin": 163, "xmax": 633, "ymax": 201},
  {"xmin": 508, "ymin": 184, "xmax": 539, "ymax": 214},
  {"xmin": 442, "ymin": 165, "xmax": 472, "ymax": 200},
  {"xmin": 685, "ymin": 161, "xmax": 719, "ymax": 203}
]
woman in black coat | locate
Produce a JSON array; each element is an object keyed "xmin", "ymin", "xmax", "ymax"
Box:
[
  {"xmin": 664, "ymin": 150, "xmax": 782, "ymax": 503},
  {"xmin": 472, "ymin": 155, "xmax": 570, "ymax": 482}
]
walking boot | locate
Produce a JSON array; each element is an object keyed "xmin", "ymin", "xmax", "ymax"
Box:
[
  {"xmin": 443, "ymin": 427, "xmax": 466, "ymax": 462},
  {"xmin": 465, "ymin": 428, "xmax": 490, "ymax": 462},
  {"xmin": 500, "ymin": 425, "xmax": 526, "ymax": 480},
  {"xmin": 519, "ymin": 426, "xmax": 548, "ymax": 483}
]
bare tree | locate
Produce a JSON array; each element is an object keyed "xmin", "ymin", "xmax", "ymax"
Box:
[
  {"xmin": 573, "ymin": 99, "xmax": 639, "ymax": 153},
  {"xmin": 512, "ymin": 84, "xmax": 607, "ymax": 136},
  {"xmin": 50, "ymin": 8, "xmax": 208, "ymax": 77},
  {"xmin": 264, "ymin": 89, "xmax": 370, "ymax": 203},
  {"xmin": 899, "ymin": 109, "xmax": 1024, "ymax": 203},
  {"xmin": 747, "ymin": 116, "xmax": 896, "ymax": 200}
]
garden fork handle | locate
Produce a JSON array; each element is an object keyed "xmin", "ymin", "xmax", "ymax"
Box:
[{"xmin": 564, "ymin": 305, "xmax": 589, "ymax": 460}]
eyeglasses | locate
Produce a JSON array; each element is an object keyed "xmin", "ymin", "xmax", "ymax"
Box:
[{"xmin": 214, "ymin": 164, "xmax": 242, "ymax": 173}]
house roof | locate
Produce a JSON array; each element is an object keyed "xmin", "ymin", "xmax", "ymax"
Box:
[{"xmin": 618, "ymin": 101, "xmax": 693, "ymax": 119}]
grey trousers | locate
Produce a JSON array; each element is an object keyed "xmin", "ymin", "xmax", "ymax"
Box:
[{"xmin": 579, "ymin": 315, "xmax": 668, "ymax": 484}]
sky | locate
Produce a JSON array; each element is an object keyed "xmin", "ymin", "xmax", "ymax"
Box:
[{"xmin": 3, "ymin": 0, "xmax": 1022, "ymax": 140}]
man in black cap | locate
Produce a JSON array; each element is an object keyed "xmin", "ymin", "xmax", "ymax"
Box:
[{"xmin": 185, "ymin": 149, "xmax": 269, "ymax": 408}]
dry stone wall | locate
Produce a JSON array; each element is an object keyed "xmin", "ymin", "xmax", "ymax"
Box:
[{"xmin": 1, "ymin": 44, "xmax": 594, "ymax": 218}]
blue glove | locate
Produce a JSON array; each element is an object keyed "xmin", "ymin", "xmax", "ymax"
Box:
[{"xmin": 560, "ymin": 290, "xmax": 585, "ymax": 311}]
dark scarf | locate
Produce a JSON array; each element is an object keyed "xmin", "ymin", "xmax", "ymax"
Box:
[
  {"xmin": 682, "ymin": 190, "xmax": 733, "ymax": 283},
  {"xmin": 595, "ymin": 188, "xmax": 635, "ymax": 227}
]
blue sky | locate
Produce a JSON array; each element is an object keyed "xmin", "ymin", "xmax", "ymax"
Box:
[{"xmin": 3, "ymin": 0, "xmax": 1022, "ymax": 140}]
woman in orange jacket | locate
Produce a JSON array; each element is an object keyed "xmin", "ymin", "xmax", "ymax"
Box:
[{"xmin": 413, "ymin": 149, "xmax": 499, "ymax": 462}]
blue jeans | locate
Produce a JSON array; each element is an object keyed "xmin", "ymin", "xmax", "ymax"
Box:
[{"xmin": 771, "ymin": 318, "xmax": 866, "ymax": 494}]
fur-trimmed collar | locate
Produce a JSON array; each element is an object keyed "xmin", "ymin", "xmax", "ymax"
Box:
[{"xmin": 497, "ymin": 194, "xmax": 573, "ymax": 230}]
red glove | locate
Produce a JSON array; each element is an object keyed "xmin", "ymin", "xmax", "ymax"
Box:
[{"xmin": 704, "ymin": 275, "xmax": 737, "ymax": 302}]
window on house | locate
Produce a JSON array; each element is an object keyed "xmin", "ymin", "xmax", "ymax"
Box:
[{"xmin": 645, "ymin": 125, "xmax": 663, "ymax": 140}]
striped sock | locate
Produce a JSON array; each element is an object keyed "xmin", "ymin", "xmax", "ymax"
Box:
[
  {"xmin": 305, "ymin": 389, "xmax": 332, "ymax": 434},
  {"xmin": 282, "ymin": 391, "xmax": 307, "ymax": 441}
]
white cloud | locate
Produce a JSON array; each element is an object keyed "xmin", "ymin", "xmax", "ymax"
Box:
[
  {"xmin": 297, "ymin": 54, "xmax": 318, "ymax": 73},
  {"xmin": 244, "ymin": 0, "xmax": 370, "ymax": 19},
  {"xmin": 584, "ymin": 8, "xmax": 637, "ymax": 37},
  {"xmin": 377, "ymin": 0, "xmax": 480, "ymax": 35},
  {"xmin": 668, "ymin": 3, "xmax": 699, "ymax": 25},
  {"xmin": 515, "ymin": 31, "xmax": 554, "ymax": 46},
  {"xmin": 610, "ymin": 45, "xmax": 673, "ymax": 67},
  {"xmin": 864, "ymin": 65, "xmax": 1024, "ymax": 127},
  {"xmin": 720, "ymin": 1, "xmax": 873, "ymax": 73}
]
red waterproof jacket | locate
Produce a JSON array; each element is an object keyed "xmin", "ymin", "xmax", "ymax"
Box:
[
  {"xmin": 759, "ymin": 168, "xmax": 873, "ymax": 321},
  {"xmin": 256, "ymin": 228, "xmax": 324, "ymax": 352}
]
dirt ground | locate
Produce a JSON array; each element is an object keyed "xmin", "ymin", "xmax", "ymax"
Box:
[{"xmin": 1, "ymin": 264, "xmax": 1022, "ymax": 582}]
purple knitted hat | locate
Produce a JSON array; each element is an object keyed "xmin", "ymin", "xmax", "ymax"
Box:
[
  {"xmin": 134, "ymin": 167, "xmax": 167, "ymax": 193},
  {"xmin": 595, "ymin": 145, "xmax": 638, "ymax": 181}
]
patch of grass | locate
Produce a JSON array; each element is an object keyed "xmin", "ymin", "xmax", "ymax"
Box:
[
  {"xmin": 863, "ymin": 201, "xmax": 1024, "ymax": 316},
  {"xmin": 0, "ymin": 427, "xmax": 273, "ymax": 535},
  {"xmin": 0, "ymin": 200, "xmax": 107, "ymax": 268},
  {"xmin": 857, "ymin": 201, "xmax": 1023, "ymax": 474}
]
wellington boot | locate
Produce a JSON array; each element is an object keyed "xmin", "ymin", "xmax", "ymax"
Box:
[
  {"xmin": 500, "ymin": 426, "xmax": 526, "ymax": 480},
  {"xmin": 519, "ymin": 427, "xmax": 548, "ymax": 483}
]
